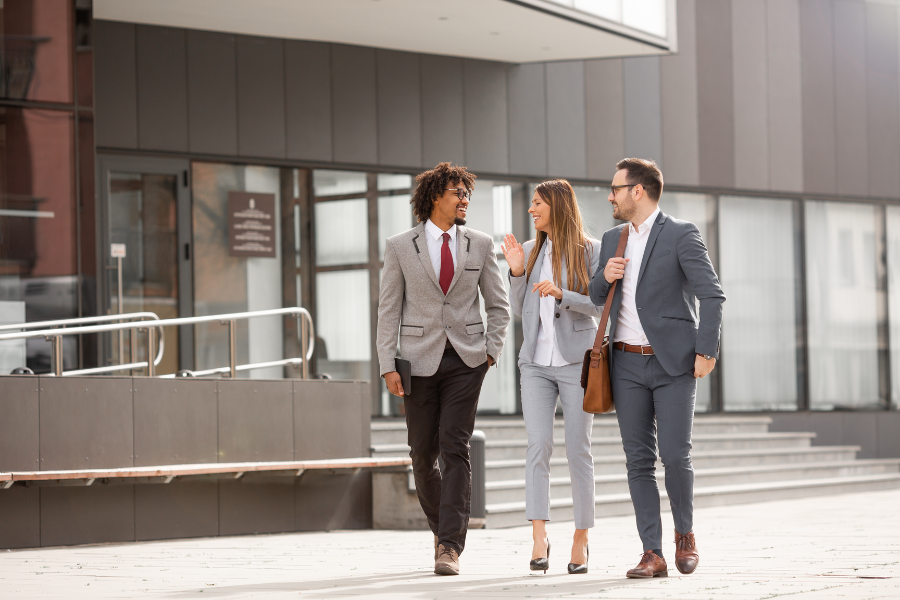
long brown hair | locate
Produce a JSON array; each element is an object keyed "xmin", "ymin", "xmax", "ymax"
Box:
[{"xmin": 525, "ymin": 180, "xmax": 592, "ymax": 294}]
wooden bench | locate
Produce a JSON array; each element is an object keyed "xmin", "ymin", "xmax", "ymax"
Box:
[{"xmin": 0, "ymin": 457, "xmax": 411, "ymax": 488}]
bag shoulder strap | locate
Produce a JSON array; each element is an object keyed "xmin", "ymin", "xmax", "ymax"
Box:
[{"xmin": 591, "ymin": 225, "xmax": 630, "ymax": 355}]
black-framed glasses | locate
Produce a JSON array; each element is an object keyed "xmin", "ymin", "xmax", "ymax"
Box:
[
  {"xmin": 610, "ymin": 183, "xmax": 639, "ymax": 194},
  {"xmin": 445, "ymin": 188, "xmax": 471, "ymax": 200}
]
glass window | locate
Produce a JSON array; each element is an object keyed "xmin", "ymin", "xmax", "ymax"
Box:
[
  {"xmin": 806, "ymin": 200, "xmax": 880, "ymax": 409},
  {"xmin": 573, "ymin": 185, "xmax": 614, "ymax": 239},
  {"xmin": 492, "ymin": 185, "xmax": 513, "ymax": 253},
  {"xmin": 575, "ymin": 0, "xmax": 622, "ymax": 21},
  {"xmin": 885, "ymin": 207, "xmax": 900, "ymax": 409},
  {"xmin": 315, "ymin": 269, "xmax": 371, "ymax": 380},
  {"xmin": 315, "ymin": 199, "xmax": 369, "ymax": 266},
  {"xmin": 377, "ymin": 173, "xmax": 412, "ymax": 191},
  {"xmin": 622, "ymin": 0, "xmax": 667, "ymax": 38},
  {"xmin": 719, "ymin": 196, "xmax": 798, "ymax": 410},
  {"xmin": 378, "ymin": 195, "xmax": 413, "ymax": 260},
  {"xmin": 313, "ymin": 170, "xmax": 367, "ymax": 197},
  {"xmin": 477, "ymin": 257, "xmax": 518, "ymax": 414}
]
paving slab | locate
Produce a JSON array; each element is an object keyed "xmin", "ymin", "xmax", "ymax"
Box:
[{"xmin": 0, "ymin": 489, "xmax": 898, "ymax": 599}]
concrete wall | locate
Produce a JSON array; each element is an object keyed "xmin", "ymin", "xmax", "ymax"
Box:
[
  {"xmin": 95, "ymin": 0, "xmax": 900, "ymax": 198},
  {"xmin": 768, "ymin": 411, "xmax": 900, "ymax": 460},
  {"xmin": 0, "ymin": 376, "xmax": 371, "ymax": 549}
]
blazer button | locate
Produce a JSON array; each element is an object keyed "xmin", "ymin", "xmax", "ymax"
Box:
[{"xmin": 555, "ymin": 313, "xmax": 560, "ymax": 318}]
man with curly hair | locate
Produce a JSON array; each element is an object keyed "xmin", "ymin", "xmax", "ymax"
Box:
[{"xmin": 377, "ymin": 162, "xmax": 510, "ymax": 575}]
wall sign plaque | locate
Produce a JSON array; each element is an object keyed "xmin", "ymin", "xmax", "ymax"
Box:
[{"xmin": 228, "ymin": 191, "xmax": 276, "ymax": 258}]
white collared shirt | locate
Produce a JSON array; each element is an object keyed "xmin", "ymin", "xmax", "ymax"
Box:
[
  {"xmin": 614, "ymin": 206, "xmax": 660, "ymax": 345},
  {"xmin": 532, "ymin": 240, "xmax": 574, "ymax": 367},
  {"xmin": 424, "ymin": 219, "xmax": 458, "ymax": 279}
]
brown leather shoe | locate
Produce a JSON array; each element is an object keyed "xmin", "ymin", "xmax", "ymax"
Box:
[
  {"xmin": 674, "ymin": 530, "xmax": 699, "ymax": 574},
  {"xmin": 626, "ymin": 550, "xmax": 668, "ymax": 578},
  {"xmin": 434, "ymin": 544, "xmax": 460, "ymax": 575}
]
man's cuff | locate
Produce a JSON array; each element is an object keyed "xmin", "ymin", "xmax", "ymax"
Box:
[{"xmin": 379, "ymin": 359, "xmax": 396, "ymax": 377}]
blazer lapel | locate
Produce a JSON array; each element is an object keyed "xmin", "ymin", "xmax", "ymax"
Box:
[
  {"xmin": 413, "ymin": 223, "xmax": 442, "ymax": 292},
  {"xmin": 526, "ymin": 240, "xmax": 547, "ymax": 311},
  {"xmin": 636, "ymin": 211, "xmax": 668, "ymax": 286},
  {"xmin": 445, "ymin": 227, "xmax": 470, "ymax": 294}
]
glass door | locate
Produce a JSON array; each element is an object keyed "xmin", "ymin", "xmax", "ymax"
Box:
[{"xmin": 97, "ymin": 156, "xmax": 193, "ymax": 374}]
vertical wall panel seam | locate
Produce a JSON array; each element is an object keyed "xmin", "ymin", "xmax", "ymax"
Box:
[
  {"xmin": 583, "ymin": 61, "xmax": 589, "ymax": 179},
  {"xmin": 417, "ymin": 54, "xmax": 424, "ymax": 167},
  {"xmin": 543, "ymin": 63, "xmax": 549, "ymax": 177},
  {"xmin": 328, "ymin": 44, "xmax": 335, "ymax": 163},
  {"xmin": 374, "ymin": 50, "xmax": 380, "ymax": 166},
  {"xmin": 134, "ymin": 27, "xmax": 141, "ymax": 149},
  {"xmin": 762, "ymin": 0, "xmax": 771, "ymax": 190},
  {"xmin": 830, "ymin": 0, "xmax": 839, "ymax": 196},
  {"xmin": 184, "ymin": 31, "xmax": 191, "ymax": 153},
  {"xmin": 461, "ymin": 61, "xmax": 467, "ymax": 166},
  {"xmin": 506, "ymin": 67, "xmax": 512, "ymax": 176},
  {"xmin": 234, "ymin": 37, "xmax": 240, "ymax": 156},
  {"xmin": 283, "ymin": 41, "xmax": 288, "ymax": 160}
]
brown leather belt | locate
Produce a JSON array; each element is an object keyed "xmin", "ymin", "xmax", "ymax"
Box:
[{"xmin": 613, "ymin": 342, "xmax": 655, "ymax": 355}]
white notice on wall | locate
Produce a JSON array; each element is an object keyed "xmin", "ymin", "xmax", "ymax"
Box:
[{"xmin": 110, "ymin": 243, "xmax": 127, "ymax": 258}]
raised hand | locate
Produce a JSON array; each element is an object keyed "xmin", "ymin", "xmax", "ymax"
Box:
[{"xmin": 501, "ymin": 233, "xmax": 526, "ymax": 277}]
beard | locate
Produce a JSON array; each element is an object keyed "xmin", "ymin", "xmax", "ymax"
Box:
[{"xmin": 454, "ymin": 216, "xmax": 466, "ymax": 226}]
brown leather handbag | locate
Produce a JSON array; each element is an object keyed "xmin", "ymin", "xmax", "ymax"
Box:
[{"xmin": 581, "ymin": 226, "xmax": 630, "ymax": 414}]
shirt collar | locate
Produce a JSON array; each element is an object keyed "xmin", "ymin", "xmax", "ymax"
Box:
[
  {"xmin": 629, "ymin": 206, "xmax": 660, "ymax": 235},
  {"xmin": 544, "ymin": 238, "xmax": 552, "ymax": 255},
  {"xmin": 426, "ymin": 219, "xmax": 457, "ymax": 241}
]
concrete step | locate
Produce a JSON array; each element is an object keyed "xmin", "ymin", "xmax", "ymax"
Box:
[
  {"xmin": 370, "ymin": 415, "xmax": 774, "ymax": 445},
  {"xmin": 484, "ymin": 459, "xmax": 900, "ymax": 504},
  {"xmin": 484, "ymin": 472, "xmax": 900, "ymax": 528},
  {"xmin": 484, "ymin": 445, "xmax": 862, "ymax": 480},
  {"xmin": 371, "ymin": 432, "xmax": 816, "ymax": 460}
]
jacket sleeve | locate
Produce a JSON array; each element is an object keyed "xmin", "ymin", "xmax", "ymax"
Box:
[
  {"xmin": 507, "ymin": 240, "xmax": 532, "ymax": 317},
  {"xmin": 480, "ymin": 245, "xmax": 512, "ymax": 363},
  {"xmin": 560, "ymin": 238, "xmax": 603, "ymax": 318},
  {"xmin": 677, "ymin": 223, "xmax": 726, "ymax": 358},
  {"xmin": 376, "ymin": 238, "xmax": 404, "ymax": 376},
  {"xmin": 588, "ymin": 248, "xmax": 611, "ymax": 307}
]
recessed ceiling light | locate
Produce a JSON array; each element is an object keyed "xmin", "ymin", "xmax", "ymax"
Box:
[
  {"xmin": 438, "ymin": 16, "xmax": 448, "ymax": 20},
  {"xmin": 490, "ymin": 31, "xmax": 500, "ymax": 35}
]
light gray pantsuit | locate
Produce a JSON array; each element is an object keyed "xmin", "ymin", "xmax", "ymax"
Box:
[
  {"xmin": 611, "ymin": 348, "xmax": 696, "ymax": 551},
  {"xmin": 520, "ymin": 360, "xmax": 596, "ymax": 530}
]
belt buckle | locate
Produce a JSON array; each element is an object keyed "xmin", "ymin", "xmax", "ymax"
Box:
[{"xmin": 640, "ymin": 345, "xmax": 652, "ymax": 355}]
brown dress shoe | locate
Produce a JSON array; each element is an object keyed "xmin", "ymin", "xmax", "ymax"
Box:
[
  {"xmin": 435, "ymin": 544, "xmax": 460, "ymax": 575},
  {"xmin": 674, "ymin": 530, "xmax": 699, "ymax": 574},
  {"xmin": 626, "ymin": 550, "xmax": 668, "ymax": 578}
]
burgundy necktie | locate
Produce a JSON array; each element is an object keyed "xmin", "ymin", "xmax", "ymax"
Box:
[{"xmin": 440, "ymin": 232, "xmax": 454, "ymax": 295}]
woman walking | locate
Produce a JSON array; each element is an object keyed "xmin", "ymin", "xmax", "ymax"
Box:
[{"xmin": 501, "ymin": 179, "xmax": 602, "ymax": 575}]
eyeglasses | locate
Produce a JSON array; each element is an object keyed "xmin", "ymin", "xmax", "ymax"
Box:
[
  {"xmin": 610, "ymin": 183, "xmax": 639, "ymax": 194},
  {"xmin": 445, "ymin": 188, "xmax": 471, "ymax": 201}
]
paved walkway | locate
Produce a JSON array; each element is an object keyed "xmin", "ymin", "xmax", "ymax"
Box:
[{"xmin": 1, "ymin": 489, "xmax": 899, "ymax": 599}]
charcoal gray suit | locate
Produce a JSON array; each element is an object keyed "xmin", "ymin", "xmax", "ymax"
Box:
[{"xmin": 588, "ymin": 211, "xmax": 725, "ymax": 552}]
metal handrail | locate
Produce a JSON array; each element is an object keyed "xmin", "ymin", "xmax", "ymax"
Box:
[
  {"xmin": 0, "ymin": 307, "xmax": 314, "ymax": 379},
  {"xmin": 0, "ymin": 312, "xmax": 166, "ymax": 374}
]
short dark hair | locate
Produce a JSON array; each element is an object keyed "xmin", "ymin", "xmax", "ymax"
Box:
[
  {"xmin": 616, "ymin": 158, "xmax": 663, "ymax": 201},
  {"xmin": 410, "ymin": 162, "xmax": 476, "ymax": 223}
]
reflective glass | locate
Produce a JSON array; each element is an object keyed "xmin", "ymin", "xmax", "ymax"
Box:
[
  {"xmin": 492, "ymin": 185, "xmax": 513, "ymax": 252},
  {"xmin": 806, "ymin": 200, "xmax": 880, "ymax": 409},
  {"xmin": 719, "ymin": 196, "xmax": 798, "ymax": 410},
  {"xmin": 622, "ymin": 0, "xmax": 667, "ymax": 38},
  {"xmin": 573, "ymin": 185, "xmax": 614, "ymax": 239},
  {"xmin": 575, "ymin": 0, "xmax": 622, "ymax": 21},
  {"xmin": 477, "ymin": 257, "xmax": 518, "ymax": 414},
  {"xmin": 313, "ymin": 170, "xmax": 367, "ymax": 197},
  {"xmin": 885, "ymin": 207, "xmax": 900, "ymax": 408},
  {"xmin": 377, "ymin": 173, "xmax": 412, "ymax": 191},
  {"xmin": 378, "ymin": 194, "xmax": 413, "ymax": 260},
  {"xmin": 315, "ymin": 199, "xmax": 369, "ymax": 266},
  {"xmin": 315, "ymin": 269, "xmax": 371, "ymax": 380}
]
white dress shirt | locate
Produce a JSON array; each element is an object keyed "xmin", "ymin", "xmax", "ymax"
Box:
[
  {"xmin": 614, "ymin": 207, "xmax": 660, "ymax": 345},
  {"xmin": 532, "ymin": 240, "xmax": 574, "ymax": 367},
  {"xmin": 425, "ymin": 219, "xmax": 458, "ymax": 279}
]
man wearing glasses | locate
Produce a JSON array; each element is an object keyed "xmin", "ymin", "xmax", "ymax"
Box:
[
  {"xmin": 589, "ymin": 158, "xmax": 725, "ymax": 579},
  {"xmin": 377, "ymin": 162, "xmax": 510, "ymax": 575}
]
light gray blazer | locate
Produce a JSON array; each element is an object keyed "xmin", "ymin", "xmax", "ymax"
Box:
[
  {"xmin": 509, "ymin": 238, "xmax": 603, "ymax": 365},
  {"xmin": 377, "ymin": 222, "xmax": 511, "ymax": 377}
]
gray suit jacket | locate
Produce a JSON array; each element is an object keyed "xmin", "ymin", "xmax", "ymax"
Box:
[
  {"xmin": 588, "ymin": 211, "xmax": 726, "ymax": 376},
  {"xmin": 509, "ymin": 238, "xmax": 603, "ymax": 364},
  {"xmin": 377, "ymin": 222, "xmax": 511, "ymax": 377}
]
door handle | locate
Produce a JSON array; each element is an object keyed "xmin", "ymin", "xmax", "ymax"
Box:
[{"xmin": 184, "ymin": 243, "xmax": 190, "ymax": 261}]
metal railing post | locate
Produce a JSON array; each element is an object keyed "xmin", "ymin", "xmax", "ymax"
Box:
[
  {"xmin": 130, "ymin": 328, "xmax": 137, "ymax": 376},
  {"xmin": 48, "ymin": 335, "xmax": 64, "ymax": 376},
  {"xmin": 469, "ymin": 430, "xmax": 486, "ymax": 528},
  {"xmin": 227, "ymin": 319, "xmax": 237, "ymax": 378},
  {"xmin": 147, "ymin": 327, "xmax": 157, "ymax": 377},
  {"xmin": 117, "ymin": 255, "xmax": 124, "ymax": 366},
  {"xmin": 300, "ymin": 314, "xmax": 309, "ymax": 380}
]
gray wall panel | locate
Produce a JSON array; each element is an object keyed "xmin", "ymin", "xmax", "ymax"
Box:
[
  {"xmin": 767, "ymin": 0, "xmax": 804, "ymax": 192},
  {"xmin": 876, "ymin": 412, "xmax": 900, "ymax": 458},
  {"xmin": 463, "ymin": 59, "xmax": 510, "ymax": 175},
  {"xmin": 40, "ymin": 485, "xmax": 135, "ymax": 547},
  {"xmin": 585, "ymin": 59, "xmax": 624, "ymax": 180},
  {"xmin": 508, "ymin": 63, "xmax": 547, "ymax": 177},
  {"xmin": 624, "ymin": 57, "xmax": 663, "ymax": 167},
  {"xmin": 660, "ymin": 0, "xmax": 700, "ymax": 186},
  {"xmin": 136, "ymin": 26, "xmax": 188, "ymax": 152},
  {"xmin": 421, "ymin": 55, "xmax": 465, "ymax": 168},
  {"xmin": 135, "ymin": 483, "xmax": 219, "ymax": 541},
  {"xmin": 731, "ymin": 0, "xmax": 769, "ymax": 190},
  {"xmin": 834, "ymin": 0, "xmax": 868, "ymax": 197},
  {"xmin": 866, "ymin": 3, "xmax": 900, "ymax": 198},
  {"xmin": 94, "ymin": 20, "xmax": 138, "ymax": 149},
  {"xmin": 217, "ymin": 380, "xmax": 293, "ymax": 462},
  {"xmin": 296, "ymin": 471, "xmax": 373, "ymax": 531},
  {"xmin": 38, "ymin": 377, "xmax": 134, "ymax": 471},
  {"xmin": 294, "ymin": 381, "xmax": 366, "ymax": 460},
  {"xmin": 236, "ymin": 35, "xmax": 286, "ymax": 159},
  {"xmin": 332, "ymin": 45, "xmax": 378, "ymax": 165},
  {"xmin": 133, "ymin": 379, "xmax": 218, "ymax": 467},
  {"xmin": 286, "ymin": 41, "xmax": 333, "ymax": 162},
  {"xmin": 376, "ymin": 50, "xmax": 422, "ymax": 168},
  {"xmin": 0, "ymin": 377, "xmax": 39, "ymax": 471},
  {"xmin": 799, "ymin": 0, "xmax": 837, "ymax": 194},
  {"xmin": 219, "ymin": 480, "xmax": 294, "ymax": 535},
  {"xmin": 0, "ymin": 486, "xmax": 39, "ymax": 549},
  {"xmin": 187, "ymin": 30, "xmax": 238, "ymax": 156},
  {"xmin": 696, "ymin": 0, "xmax": 735, "ymax": 188},
  {"xmin": 843, "ymin": 412, "xmax": 879, "ymax": 459},
  {"xmin": 547, "ymin": 61, "xmax": 587, "ymax": 179}
]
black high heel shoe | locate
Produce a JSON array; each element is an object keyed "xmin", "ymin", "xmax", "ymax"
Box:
[
  {"xmin": 568, "ymin": 544, "xmax": 589, "ymax": 574},
  {"xmin": 529, "ymin": 539, "xmax": 550, "ymax": 574}
]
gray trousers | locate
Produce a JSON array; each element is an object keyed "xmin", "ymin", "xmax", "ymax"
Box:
[
  {"xmin": 520, "ymin": 360, "xmax": 595, "ymax": 529},
  {"xmin": 611, "ymin": 348, "xmax": 696, "ymax": 551}
]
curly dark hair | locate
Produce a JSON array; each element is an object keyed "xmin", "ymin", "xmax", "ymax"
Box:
[{"xmin": 410, "ymin": 162, "xmax": 477, "ymax": 223}]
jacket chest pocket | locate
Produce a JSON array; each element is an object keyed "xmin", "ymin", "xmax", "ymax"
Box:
[{"xmin": 400, "ymin": 325, "xmax": 424, "ymax": 336}]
